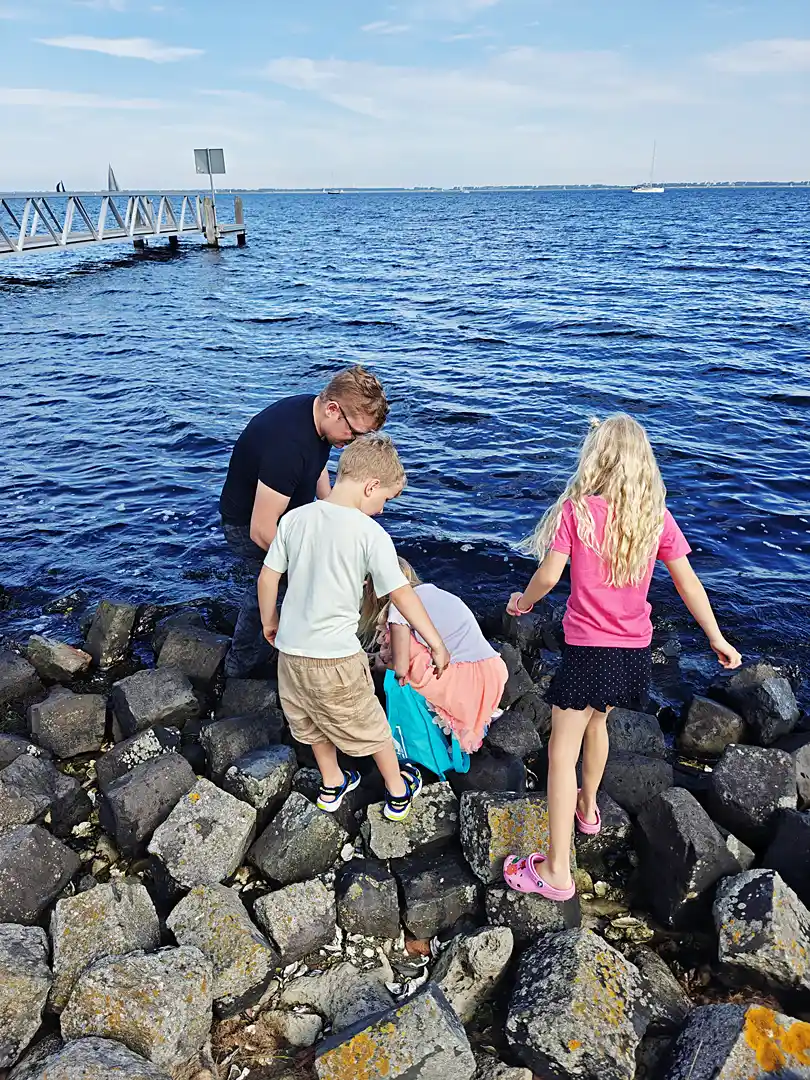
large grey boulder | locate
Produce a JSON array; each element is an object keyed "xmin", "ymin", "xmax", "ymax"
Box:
[
  {"xmin": 254, "ymin": 877, "xmax": 336, "ymax": 963},
  {"xmin": 148, "ymin": 777, "xmax": 256, "ymax": 888},
  {"xmin": 222, "ymin": 745, "xmax": 297, "ymax": 829},
  {"xmin": 601, "ymin": 750, "xmax": 674, "ymax": 815},
  {"xmin": 460, "ymin": 791, "xmax": 565, "ymax": 884},
  {"xmin": 279, "ymin": 959, "xmax": 395, "ymax": 1033},
  {"xmin": 49, "ymin": 881, "xmax": 161, "ymax": 1011},
  {"xmin": 484, "ymin": 707, "xmax": 544, "ymax": 759},
  {"xmin": 9, "ymin": 1037, "xmax": 171, "ymax": 1079},
  {"xmin": 315, "ymin": 982, "xmax": 476, "ymax": 1080},
  {"xmin": 99, "ymin": 752, "xmax": 196, "ymax": 856},
  {"xmin": 336, "ymin": 860, "xmax": 400, "ymax": 939},
  {"xmin": 607, "ymin": 709, "xmax": 667, "ymax": 757},
  {"xmin": 475, "ymin": 1058, "xmax": 532, "ymax": 1080},
  {"xmin": 630, "ymin": 946, "xmax": 692, "ymax": 1033},
  {"xmin": 678, "ymin": 696, "xmax": 745, "ymax": 757},
  {"xmin": 707, "ymin": 744, "xmax": 796, "ymax": 844},
  {"xmin": 636, "ymin": 787, "xmax": 740, "ymax": 928},
  {"xmin": 432, "ymin": 926, "xmax": 513, "ymax": 1023},
  {"xmin": 25, "ymin": 636, "xmax": 91, "ymax": 683},
  {"xmin": 167, "ymin": 884, "xmax": 279, "ymax": 1018},
  {"xmin": 395, "ymin": 851, "xmax": 481, "ymax": 939},
  {"xmin": 497, "ymin": 644, "xmax": 534, "ymax": 710},
  {"xmin": 27, "ymin": 686, "xmax": 106, "ymax": 758},
  {"xmin": 152, "ymin": 610, "xmax": 207, "ymax": 654},
  {"xmin": 711, "ymin": 661, "xmax": 800, "ymax": 745},
  {"xmin": 248, "ymin": 791, "xmax": 348, "ymax": 885},
  {"xmin": 0, "ymin": 782, "xmax": 50, "ymax": 831},
  {"xmin": 111, "ymin": 667, "xmax": 199, "ymax": 738},
  {"xmin": 762, "ymin": 809, "xmax": 810, "ymax": 907},
  {"xmin": 0, "ymin": 754, "xmax": 91, "ymax": 837},
  {"xmin": 60, "ymin": 947, "xmax": 214, "ymax": 1069},
  {"xmin": 217, "ymin": 677, "xmax": 279, "ymax": 718},
  {"xmin": 0, "ymin": 735, "xmax": 49, "ymax": 770},
  {"xmin": 95, "ymin": 725, "xmax": 181, "ymax": 793},
  {"xmin": 575, "ymin": 791, "xmax": 632, "ymax": 880},
  {"xmin": 0, "ymin": 924, "xmax": 51, "ymax": 1068},
  {"xmin": 506, "ymin": 928, "xmax": 650, "ymax": 1080},
  {"xmin": 84, "ymin": 600, "xmax": 137, "ymax": 669},
  {"xmin": 0, "ymin": 825, "xmax": 80, "ymax": 923},
  {"xmin": 665, "ymin": 1003, "xmax": 810, "ymax": 1079},
  {"xmin": 0, "ymin": 652, "xmax": 45, "ymax": 709},
  {"xmin": 485, "ymin": 886, "xmax": 580, "ymax": 948},
  {"xmin": 157, "ymin": 626, "xmax": 231, "ymax": 690},
  {"xmin": 714, "ymin": 869, "xmax": 810, "ymax": 992},
  {"xmin": 363, "ymin": 781, "xmax": 459, "ymax": 859},
  {"xmin": 199, "ymin": 712, "xmax": 284, "ymax": 781}
]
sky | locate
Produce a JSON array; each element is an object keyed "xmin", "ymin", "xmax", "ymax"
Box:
[{"xmin": 1, "ymin": 0, "xmax": 809, "ymax": 190}]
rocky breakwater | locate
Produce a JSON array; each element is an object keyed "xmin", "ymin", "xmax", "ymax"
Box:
[{"xmin": 0, "ymin": 595, "xmax": 807, "ymax": 1079}]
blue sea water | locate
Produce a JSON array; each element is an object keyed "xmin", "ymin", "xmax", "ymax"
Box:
[{"xmin": 1, "ymin": 188, "xmax": 808, "ymax": 698}]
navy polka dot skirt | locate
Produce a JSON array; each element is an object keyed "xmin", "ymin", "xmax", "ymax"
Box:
[{"xmin": 546, "ymin": 644, "xmax": 652, "ymax": 713}]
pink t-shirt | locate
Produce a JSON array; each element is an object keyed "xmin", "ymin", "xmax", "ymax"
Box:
[{"xmin": 551, "ymin": 496, "xmax": 691, "ymax": 648}]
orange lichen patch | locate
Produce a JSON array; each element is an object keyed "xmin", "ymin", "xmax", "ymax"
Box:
[
  {"xmin": 568, "ymin": 1040, "xmax": 582, "ymax": 1051},
  {"xmin": 744, "ymin": 1006, "xmax": 810, "ymax": 1072},
  {"xmin": 189, "ymin": 792, "xmax": 201, "ymax": 803},
  {"xmin": 320, "ymin": 1030, "xmax": 394, "ymax": 1080}
]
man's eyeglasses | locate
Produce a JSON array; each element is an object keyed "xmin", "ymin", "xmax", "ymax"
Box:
[{"xmin": 336, "ymin": 402, "xmax": 372, "ymax": 439}]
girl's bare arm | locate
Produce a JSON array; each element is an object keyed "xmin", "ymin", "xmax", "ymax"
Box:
[
  {"xmin": 508, "ymin": 549, "xmax": 569, "ymax": 615},
  {"xmin": 390, "ymin": 624, "xmax": 413, "ymax": 685},
  {"xmin": 665, "ymin": 556, "xmax": 742, "ymax": 669},
  {"xmin": 388, "ymin": 584, "xmax": 450, "ymax": 677}
]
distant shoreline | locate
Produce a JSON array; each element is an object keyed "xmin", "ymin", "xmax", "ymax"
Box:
[{"xmin": 230, "ymin": 183, "xmax": 810, "ymax": 194}]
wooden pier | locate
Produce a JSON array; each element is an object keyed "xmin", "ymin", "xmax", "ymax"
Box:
[{"xmin": 0, "ymin": 190, "xmax": 246, "ymax": 258}]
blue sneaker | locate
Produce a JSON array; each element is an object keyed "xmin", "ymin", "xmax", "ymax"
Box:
[
  {"xmin": 317, "ymin": 769, "xmax": 362, "ymax": 813},
  {"xmin": 384, "ymin": 764, "xmax": 423, "ymax": 821}
]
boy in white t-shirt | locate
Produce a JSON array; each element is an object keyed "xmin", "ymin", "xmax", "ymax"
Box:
[{"xmin": 258, "ymin": 434, "xmax": 449, "ymax": 821}]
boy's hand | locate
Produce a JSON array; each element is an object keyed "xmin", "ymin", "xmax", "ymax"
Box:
[
  {"xmin": 710, "ymin": 636, "xmax": 742, "ymax": 670},
  {"xmin": 431, "ymin": 643, "xmax": 451, "ymax": 679},
  {"xmin": 262, "ymin": 613, "xmax": 279, "ymax": 646}
]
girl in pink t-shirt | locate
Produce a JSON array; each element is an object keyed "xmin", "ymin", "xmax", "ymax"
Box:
[{"xmin": 503, "ymin": 414, "xmax": 742, "ymax": 902}]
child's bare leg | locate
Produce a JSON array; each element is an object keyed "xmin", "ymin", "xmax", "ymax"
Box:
[
  {"xmin": 578, "ymin": 706, "xmax": 610, "ymax": 823},
  {"xmin": 312, "ymin": 740, "xmax": 345, "ymax": 794},
  {"xmin": 545, "ymin": 705, "xmax": 594, "ymax": 890},
  {"xmin": 373, "ymin": 742, "xmax": 407, "ymax": 798}
]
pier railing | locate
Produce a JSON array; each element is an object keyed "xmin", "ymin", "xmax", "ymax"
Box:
[{"xmin": 0, "ymin": 190, "xmax": 246, "ymax": 258}]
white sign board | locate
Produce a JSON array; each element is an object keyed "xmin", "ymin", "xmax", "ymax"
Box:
[{"xmin": 194, "ymin": 148, "xmax": 226, "ymax": 175}]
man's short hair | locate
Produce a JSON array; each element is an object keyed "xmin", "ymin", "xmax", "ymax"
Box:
[
  {"xmin": 337, "ymin": 433, "xmax": 406, "ymax": 489},
  {"xmin": 320, "ymin": 365, "xmax": 389, "ymax": 428}
]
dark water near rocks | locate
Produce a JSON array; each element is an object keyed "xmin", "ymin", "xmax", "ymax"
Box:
[{"xmin": 1, "ymin": 189, "xmax": 809, "ymax": 700}]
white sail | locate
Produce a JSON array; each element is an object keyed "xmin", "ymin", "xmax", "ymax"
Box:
[{"xmin": 632, "ymin": 141, "xmax": 664, "ymax": 193}]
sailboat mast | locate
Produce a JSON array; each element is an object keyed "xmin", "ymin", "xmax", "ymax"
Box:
[{"xmin": 650, "ymin": 141, "xmax": 657, "ymax": 184}]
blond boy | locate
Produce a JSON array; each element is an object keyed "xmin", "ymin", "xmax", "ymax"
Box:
[{"xmin": 258, "ymin": 434, "xmax": 449, "ymax": 821}]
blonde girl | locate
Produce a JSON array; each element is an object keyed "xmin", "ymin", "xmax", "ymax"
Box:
[
  {"xmin": 362, "ymin": 558, "xmax": 508, "ymax": 753},
  {"xmin": 503, "ymin": 414, "xmax": 742, "ymax": 902}
]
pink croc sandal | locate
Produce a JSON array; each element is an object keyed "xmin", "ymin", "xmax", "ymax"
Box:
[
  {"xmin": 503, "ymin": 853, "xmax": 576, "ymax": 902},
  {"xmin": 575, "ymin": 790, "xmax": 601, "ymax": 836}
]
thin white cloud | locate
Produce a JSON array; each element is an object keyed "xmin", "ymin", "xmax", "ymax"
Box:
[
  {"xmin": 38, "ymin": 35, "xmax": 203, "ymax": 62},
  {"xmin": 361, "ymin": 21, "xmax": 411, "ymax": 35},
  {"xmin": 263, "ymin": 47, "xmax": 691, "ymax": 124},
  {"xmin": 707, "ymin": 38, "xmax": 810, "ymax": 74},
  {"xmin": 444, "ymin": 26, "xmax": 496, "ymax": 41},
  {"xmin": 0, "ymin": 87, "xmax": 161, "ymax": 108}
]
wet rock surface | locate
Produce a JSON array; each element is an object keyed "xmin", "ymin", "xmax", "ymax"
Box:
[
  {"xmin": 28, "ymin": 686, "xmax": 106, "ymax": 759},
  {"xmin": 99, "ymin": 751, "xmax": 196, "ymax": 856},
  {"xmin": 601, "ymin": 750, "xmax": 674, "ymax": 815},
  {"xmin": 707, "ymin": 743, "xmax": 797, "ymax": 844},
  {"xmin": 25, "ymin": 635, "xmax": 91, "ymax": 683},
  {"xmin": 84, "ymin": 600, "xmax": 137, "ymax": 669},
  {"xmin": 111, "ymin": 667, "xmax": 199, "ymax": 738},
  {"xmin": 335, "ymin": 860, "xmax": 400, "ymax": 938},
  {"xmin": 0, "ymin": 824, "xmax": 80, "ymax": 923},
  {"xmin": 678, "ymin": 695, "xmax": 746, "ymax": 757}
]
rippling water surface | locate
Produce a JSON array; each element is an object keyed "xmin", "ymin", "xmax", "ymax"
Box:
[{"xmin": 1, "ymin": 189, "xmax": 808, "ymax": 695}]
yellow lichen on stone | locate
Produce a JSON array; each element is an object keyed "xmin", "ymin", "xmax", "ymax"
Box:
[{"xmin": 743, "ymin": 1007, "xmax": 810, "ymax": 1072}]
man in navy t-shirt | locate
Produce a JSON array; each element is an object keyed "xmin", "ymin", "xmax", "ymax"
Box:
[{"xmin": 219, "ymin": 366, "xmax": 389, "ymax": 678}]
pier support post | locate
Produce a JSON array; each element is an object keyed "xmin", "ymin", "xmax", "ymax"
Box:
[
  {"xmin": 133, "ymin": 239, "xmax": 146, "ymax": 251},
  {"xmin": 235, "ymin": 196, "xmax": 246, "ymax": 247},
  {"xmin": 202, "ymin": 196, "xmax": 218, "ymax": 247},
  {"xmin": 168, "ymin": 236, "xmax": 179, "ymax": 251}
]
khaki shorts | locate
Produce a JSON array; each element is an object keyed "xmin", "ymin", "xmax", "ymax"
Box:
[{"xmin": 277, "ymin": 651, "xmax": 392, "ymax": 758}]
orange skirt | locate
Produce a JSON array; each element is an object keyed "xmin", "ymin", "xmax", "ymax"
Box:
[{"xmin": 405, "ymin": 637, "xmax": 508, "ymax": 753}]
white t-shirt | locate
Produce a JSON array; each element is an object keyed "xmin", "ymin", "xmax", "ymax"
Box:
[
  {"xmin": 389, "ymin": 583, "xmax": 497, "ymax": 665},
  {"xmin": 264, "ymin": 501, "xmax": 408, "ymax": 659}
]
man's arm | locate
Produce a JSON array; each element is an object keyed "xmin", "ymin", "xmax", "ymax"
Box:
[
  {"xmin": 316, "ymin": 467, "xmax": 332, "ymax": 500},
  {"xmin": 250, "ymin": 482, "xmax": 290, "ymax": 551},
  {"xmin": 257, "ymin": 566, "xmax": 283, "ymax": 645}
]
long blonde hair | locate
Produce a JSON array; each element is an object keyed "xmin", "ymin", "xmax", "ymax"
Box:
[
  {"xmin": 359, "ymin": 557, "xmax": 422, "ymax": 647},
  {"xmin": 520, "ymin": 414, "xmax": 667, "ymax": 587}
]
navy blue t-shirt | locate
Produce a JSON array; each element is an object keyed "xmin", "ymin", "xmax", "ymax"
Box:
[{"xmin": 219, "ymin": 394, "xmax": 331, "ymax": 526}]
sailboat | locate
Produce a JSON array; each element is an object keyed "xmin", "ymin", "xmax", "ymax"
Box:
[{"xmin": 632, "ymin": 142, "xmax": 664, "ymax": 193}]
